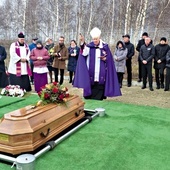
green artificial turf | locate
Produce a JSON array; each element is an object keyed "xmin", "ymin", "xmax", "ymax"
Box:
[
  {"xmin": 0, "ymin": 93, "xmax": 39, "ymax": 119},
  {"xmin": 0, "ymin": 99, "xmax": 170, "ymax": 170},
  {"xmin": 0, "ymin": 95, "xmax": 25, "ymax": 108}
]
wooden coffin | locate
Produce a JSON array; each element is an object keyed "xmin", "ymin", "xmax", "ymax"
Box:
[{"xmin": 0, "ymin": 95, "xmax": 85, "ymax": 155}]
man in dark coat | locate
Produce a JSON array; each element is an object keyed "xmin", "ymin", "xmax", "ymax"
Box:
[
  {"xmin": 73, "ymin": 27, "xmax": 121, "ymax": 100},
  {"xmin": 0, "ymin": 45, "xmax": 8, "ymax": 88},
  {"xmin": 140, "ymin": 37, "xmax": 155, "ymax": 91},
  {"xmin": 136, "ymin": 32, "xmax": 150, "ymax": 82},
  {"xmin": 154, "ymin": 37, "xmax": 170, "ymax": 89},
  {"xmin": 122, "ymin": 34, "xmax": 135, "ymax": 87}
]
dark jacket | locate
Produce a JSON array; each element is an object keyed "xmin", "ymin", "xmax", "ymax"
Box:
[
  {"xmin": 140, "ymin": 43, "xmax": 155, "ymax": 64},
  {"xmin": 166, "ymin": 50, "xmax": 170, "ymax": 68},
  {"xmin": 136, "ymin": 39, "xmax": 145, "ymax": 52},
  {"xmin": 45, "ymin": 43, "xmax": 54, "ymax": 66},
  {"xmin": 124, "ymin": 41, "xmax": 135, "ymax": 60},
  {"xmin": 0, "ymin": 46, "xmax": 7, "ymax": 72},
  {"xmin": 67, "ymin": 46, "xmax": 80, "ymax": 72},
  {"xmin": 154, "ymin": 44, "xmax": 170, "ymax": 69},
  {"xmin": 136, "ymin": 39, "xmax": 153, "ymax": 61}
]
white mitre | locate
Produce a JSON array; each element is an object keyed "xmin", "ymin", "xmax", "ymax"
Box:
[{"xmin": 90, "ymin": 27, "xmax": 101, "ymax": 38}]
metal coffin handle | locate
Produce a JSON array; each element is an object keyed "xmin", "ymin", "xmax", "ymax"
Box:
[{"xmin": 40, "ymin": 128, "xmax": 50, "ymax": 138}]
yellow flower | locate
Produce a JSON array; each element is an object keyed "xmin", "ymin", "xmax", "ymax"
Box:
[
  {"xmin": 36, "ymin": 100, "xmax": 42, "ymax": 106},
  {"xmin": 45, "ymin": 84, "xmax": 52, "ymax": 90}
]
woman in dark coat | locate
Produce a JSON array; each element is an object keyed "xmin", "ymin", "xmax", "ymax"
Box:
[{"xmin": 67, "ymin": 40, "xmax": 80, "ymax": 83}]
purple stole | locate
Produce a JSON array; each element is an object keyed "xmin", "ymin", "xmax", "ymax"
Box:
[
  {"xmin": 15, "ymin": 42, "xmax": 32, "ymax": 77},
  {"xmin": 88, "ymin": 44, "xmax": 106, "ymax": 85}
]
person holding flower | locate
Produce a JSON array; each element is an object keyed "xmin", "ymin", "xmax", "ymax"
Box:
[
  {"xmin": 30, "ymin": 40, "xmax": 50, "ymax": 92},
  {"xmin": 45, "ymin": 38, "xmax": 55, "ymax": 83}
]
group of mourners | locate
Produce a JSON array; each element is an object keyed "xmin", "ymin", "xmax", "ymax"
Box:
[
  {"xmin": 114, "ymin": 32, "xmax": 170, "ymax": 92},
  {"xmin": 0, "ymin": 28, "xmax": 170, "ymax": 101}
]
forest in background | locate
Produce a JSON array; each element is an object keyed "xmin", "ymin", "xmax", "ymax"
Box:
[{"xmin": 0, "ymin": 0, "xmax": 170, "ymax": 46}]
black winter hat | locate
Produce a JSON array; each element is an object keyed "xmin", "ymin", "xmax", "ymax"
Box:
[
  {"xmin": 18, "ymin": 32, "xmax": 25, "ymax": 38},
  {"xmin": 160, "ymin": 37, "xmax": 167, "ymax": 42}
]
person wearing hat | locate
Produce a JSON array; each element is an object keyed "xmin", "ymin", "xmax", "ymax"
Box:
[
  {"xmin": 140, "ymin": 37, "xmax": 155, "ymax": 91},
  {"xmin": 73, "ymin": 27, "xmax": 121, "ymax": 100},
  {"xmin": 122, "ymin": 34, "xmax": 135, "ymax": 87},
  {"xmin": 45, "ymin": 37, "xmax": 55, "ymax": 83},
  {"xmin": 29, "ymin": 37, "xmax": 38, "ymax": 84},
  {"xmin": 154, "ymin": 37, "xmax": 170, "ymax": 89},
  {"xmin": 30, "ymin": 40, "xmax": 50, "ymax": 92},
  {"xmin": 8, "ymin": 32, "xmax": 32, "ymax": 91}
]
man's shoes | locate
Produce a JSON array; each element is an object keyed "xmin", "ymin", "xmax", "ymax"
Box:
[
  {"xmin": 141, "ymin": 85, "xmax": 146, "ymax": 89},
  {"xmin": 127, "ymin": 84, "xmax": 131, "ymax": 87},
  {"xmin": 137, "ymin": 79, "xmax": 142, "ymax": 82},
  {"xmin": 164, "ymin": 89, "xmax": 169, "ymax": 91},
  {"xmin": 156, "ymin": 86, "xmax": 160, "ymax": 89},
  {"xmin": 149, "ymin": 87, "xmax": 154, "ymax": 91},
  {"xmin": 161, "ymin": 84, "xmax": 164, "ymax": 89},
  {"xmin": 69, "ymin": 80, "xmax": 72, "ymax": 83}
]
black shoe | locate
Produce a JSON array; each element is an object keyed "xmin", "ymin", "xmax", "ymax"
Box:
[
  {"xmin": 156, "ymin": 86, "xmax": 160, "ymax": 89},
  {"xmin": 127, "ymin": 84, "xmax": 131, "ymax": 87},
  {"xmin": 137, "ymin": 79, "xmax": 142, "ymax": 82},
  {"xmin": 149, "ymin": 87, "xmax": 154, "ymax": 91},
  {"xmin": 141, "ymin": 85, "xmax": 146, "ymax": 89},
  {"xmin": 69, "ymin": 80, "xmax": 72, "ymax": 83},
  {"xmin": 161, "ymin": 84, "xmax": 164, "ymax": 89},
  {"xmin": 164, "ymin": 89, "xmax": 169, "ymax": 91}
]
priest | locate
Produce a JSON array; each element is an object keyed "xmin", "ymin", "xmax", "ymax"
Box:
[
  {"xmin": 73, "ymin": 27, "xmax": 121, "ymax": 100},
  {"xmin": 8, "ymin": 32, "xmax": 32, "ymax": 91}
]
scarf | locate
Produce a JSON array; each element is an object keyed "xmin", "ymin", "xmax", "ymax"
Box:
[{"xmin": 15, "ymin": 42, "xmax": 32, "ymax": 77}]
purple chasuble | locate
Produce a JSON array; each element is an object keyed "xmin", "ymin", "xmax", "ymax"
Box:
[{"xmin": 73, "ymin": 41, "xmax": 121, "ymax": 97}]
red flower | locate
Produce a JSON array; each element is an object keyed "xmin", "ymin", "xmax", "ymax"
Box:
[
  {"xmin": 44, "ymin": 92, "xmax": 50, "ymax": 99},
  {"xmin": 58, "ymin": 94, "xmax": 64, "ymax": 100},
  {"xmin": 53, "ymin": 82, "xmax": 57, "ymax": 86},
  {"xmin": 52, "ymin": 87, "xmax": 58, "ymax": 93},
  {"xmin": 38, "ymin": 91, "xmax": 41, "ymax": 96},
  {"xmin": 65, "ymin": 93, "xmax": 69, "ymax": 97}
]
